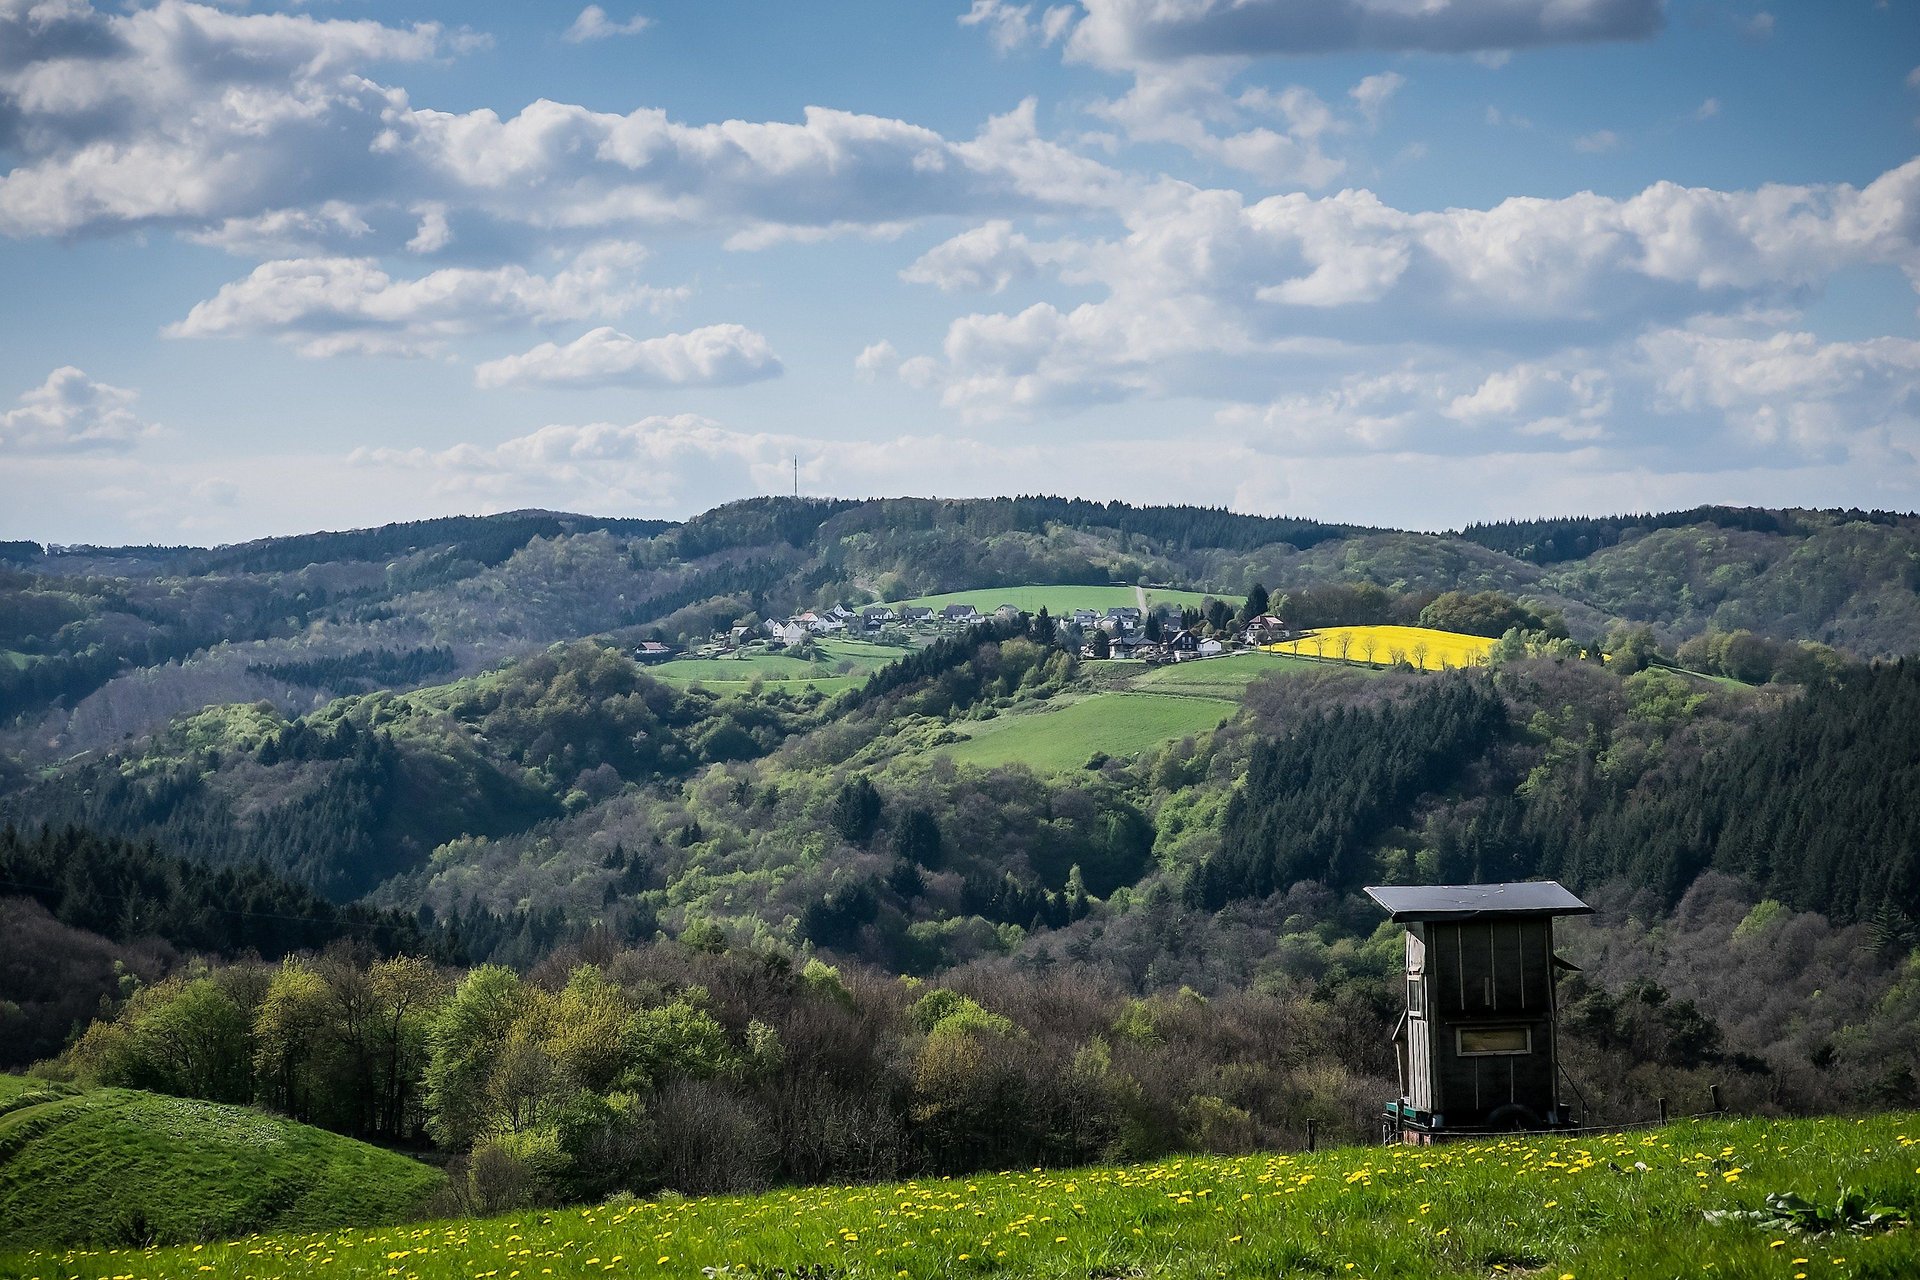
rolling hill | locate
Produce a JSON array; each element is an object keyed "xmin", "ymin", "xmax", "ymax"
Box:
[
  {"xmin": 6, "ymin": 498, "xmax": 1914, "ymax": 765},
  {"xmin": 0, "ymin": 1076, "xmax": 443, "ymax": 1249}
]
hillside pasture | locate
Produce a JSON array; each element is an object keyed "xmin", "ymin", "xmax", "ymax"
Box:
[
  {"xmin": 0, "ymin": 1078, "xmax": 443, "ymax": 1250},
  {"xmin": 9, "ymin": 1112, "xmax": 1914, "ymax": 1280},
  {"xmin": 939, "ymin": 690, "xmax": 1232, "ymax": 773},
  {"xmin": 646, "ymin": 637, "xmax": 901, "ymax": 693},
  {"xmin": 1127, "ymin": 650, "xmax": 1324, "ymax": 696},
  {"xmin": 895, "ymin": 584, "xmax": 1238, "ymax": 615},
  {"xmin": 1267, "ymin": 624, "xmax": 1496, "ymax": 671}
]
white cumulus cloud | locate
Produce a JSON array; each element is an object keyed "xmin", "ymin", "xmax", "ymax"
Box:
[
  {"xmin": 959, "ymin": 1, "xmax": 1076, "ymax": 53},
  {"xmin": 0, "ymin": 3, "xmax": 1131, "ymax": 248},
  {"xmin": 563, "ymin": 6, "xmax": 651, "ymax": 43},
  {"xmin": 0, "ymin": 367, "xmax": 162, "ymax": 454},
  {"xmin": 883, "ymin": 158, "xmax": 1920, "ymax": 419},
  {"xmin": 473, "ymin": 324, "xmax": 783, "ymax": 389},
  {"xmin": 166, "ymin": 247, "xmax": 685, "ymax": 358}
]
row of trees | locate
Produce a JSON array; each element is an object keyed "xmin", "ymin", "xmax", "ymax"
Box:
[{"xmin": 54, "ymin": 938, "xmax": 1403, "ymax": 1206}]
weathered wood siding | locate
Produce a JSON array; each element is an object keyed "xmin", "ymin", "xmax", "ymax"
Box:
[{"xmin": 1418, "ymin": 918, "xmax": 1559, "ymax": 1124}]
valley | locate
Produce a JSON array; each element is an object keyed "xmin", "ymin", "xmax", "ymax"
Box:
[{"xmin": 1, "ymin": 498, "xmax": 1917, "ymax": 1271}]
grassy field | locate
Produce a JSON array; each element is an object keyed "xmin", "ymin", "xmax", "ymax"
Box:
[
  {"xmin": 8, "ymin": 1113, "xmax": 1914, "ymax": 1279},
  {"xmin": 933, "ymin": 652, "xmax": 1338, "ymax": 772},
  {"xmin": 0, "ymin": 1077, "xmax": 444, "ymax": 1251},
  {"xmin": 895, "ymin": 584, "xmax": 1238, "ymax": 614},
  {"xmin": 1128, "ymin": 650, "xmax": 1326, "ymax": 696},
  {"xmin": 647, "ymin": 638, "xmax": 902, "ymax": 694},
  {"xmin": 939, "ymin": 691, "xmax": 1233, "ymax": 772},
  {"xmin": 1267, "ymin": 625, "xmax": 1496, "ymax": 671}
]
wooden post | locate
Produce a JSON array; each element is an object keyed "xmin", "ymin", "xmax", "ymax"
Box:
[
  {"xmin": 1306, "ymin": 1119, "xmax": 1317, "ymax": 1152},
  {"xmin": 1709, "ymin": 1084, "xmax": 1722, "ymax": 1114},
  {"xmin": 1657, "ymin": 1097, "xmax": 1668, "ymax": 1123}
]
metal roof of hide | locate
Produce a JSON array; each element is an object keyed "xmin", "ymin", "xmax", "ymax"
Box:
[{"xmin": 1364, "ymin": 881, "xmax": 1592, "ymax": 922}]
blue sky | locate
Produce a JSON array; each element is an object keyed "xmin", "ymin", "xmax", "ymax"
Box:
[{"xmin": 2, "ymin": 0, "xmax": 1917, "ymax": 544}]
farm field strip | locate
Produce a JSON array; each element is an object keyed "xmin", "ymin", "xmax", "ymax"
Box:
[
  {"xmin": 1265, "ymin": 625, "xmax": 1496, "ymax": 672},
  {"xmin": 929, "ymin": 651, "xmax": 1345, "ymax": 771},
  {"xmin": 1126, "ymin": 651, "xmax": 1323, "ymax": 693},
  {"xmin": 937, "ymin": 690, "xmax": 1232, "ymax": 772},
  {"xmin": 8, "ymin": 1113, "xmax": 1914, "ymax": 1279},
  {"xmin": 647, "ymin": 639, "xmax": 903, "ymax": 687}
]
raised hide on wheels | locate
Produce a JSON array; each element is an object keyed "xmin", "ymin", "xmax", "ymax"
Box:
[{"xmin": 1366, "ymin": 882, "xmax": 1591, "ymax": 1143}]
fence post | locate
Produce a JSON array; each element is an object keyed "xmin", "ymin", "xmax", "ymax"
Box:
[
  {"xmin": 1657, "ymin": 1097, "xmax": 1668, "ymax": 1124},
  {"xmin": 1709, "ymin": 1084, "xmax": 1722, "ymax": 1114},
  {"xmin": 1307, "ymin": 1118, "xmax": 1317, "ymax": 1152}
]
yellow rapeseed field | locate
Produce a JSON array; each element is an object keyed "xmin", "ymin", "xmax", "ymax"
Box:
[{"xmin": 1266, "ymin": 625, "xmax": 1496, "ymax": 671}]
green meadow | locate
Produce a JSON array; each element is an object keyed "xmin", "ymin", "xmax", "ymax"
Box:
[
  {"xmin": 647, "ymin": 637, "xmax": 902, "ymax": 694},
  {"xmin": 6, "ymin": 1113, "xmax": 1913, "ymax": 1279},
  {"xmin": 930, "ymin": 652, "xmax": 1340, "ymax": 772},
  {"xmin": 0, "ymin": 1077, "xmax": 443, "ymax": 1251},
  {"xmin": 938, "ymin": 690, "xmax": 1233, "ymax": 772},
  {"xmin": 1127, "ymin": 650, "xmax": 1328, "ymax": 696}
]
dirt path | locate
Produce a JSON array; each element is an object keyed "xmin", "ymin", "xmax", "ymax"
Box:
[{"xmin": 1136, "ymin": 584, "xmax": 1148, "ymax": 611}]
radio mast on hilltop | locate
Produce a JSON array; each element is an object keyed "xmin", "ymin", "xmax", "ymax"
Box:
[{"xmin": 792, "ymin": 456, "xmax": 798, "ymax": 498}]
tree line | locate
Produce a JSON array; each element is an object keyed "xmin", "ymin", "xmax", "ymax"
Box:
[{"xmin": 1188, "ymin": 675, "xmax": 1509, "ymax": 909}]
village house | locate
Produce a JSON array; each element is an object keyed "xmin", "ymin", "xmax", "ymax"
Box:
[
  {"xmin": 1071, "ymin": 609, "xmax": 1100, "ymax": 628},
  {"xmin": 942, "ymin": 603, "xmax": 981, "ymax": 623},
  {"xmin": 900, "ymin": 606, "xmax": 935, "ymax": 624},
  {"xmin": 1244, "ymin": 614, "xmax": 1291, "ymax": 644},
  {"xmin": 992, "ymin": 603, "xmax": 1022, "ymax": 621},
  {"xmin": 633, "ymin": 641, "xmax": 674, "ymax": 662},
  {"xmin": 1167, "ymin": 628, "xmax": 1201, "ymax": 660}
]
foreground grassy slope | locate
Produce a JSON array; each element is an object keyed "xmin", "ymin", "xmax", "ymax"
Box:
[
  {"xmin": 7, "ymin": 1113, "xmax": 1914, "ymax": 1279},
  {"xmin": 0, "ymin": 1077, "xmax": 443, "ymax": 1250}
]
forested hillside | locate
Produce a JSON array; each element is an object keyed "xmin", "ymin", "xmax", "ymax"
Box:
[
  {"xmin": 3, "ymin": 498, "xmax": 1918, "ymax": 1216},
  {"xmin": 5, "ymin": 499, "xmax": 1916, "ymax": 761}
]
